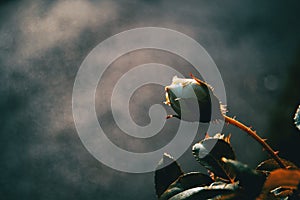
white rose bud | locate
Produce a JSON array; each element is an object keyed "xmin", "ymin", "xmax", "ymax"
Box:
[{"xmin": 164, "ymin": 75, "xmax": 225, "ymax": 122}]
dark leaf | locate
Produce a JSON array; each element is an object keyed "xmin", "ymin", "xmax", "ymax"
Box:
[
  {"xmin": 210, "ymin": 193, "xmax": 248, "ymax": 200},
  {"xmin": 270, "ymin": 187, "xmax": 294, "ymax": 199},
  {"xmin": 222, "ymin": 158, "xmax": 266, "ymax": 199},
  {"xmin": 159, "ymin": 172, "xmax": 213, "ymax": 200},
  {"xmin": 258, "ymin": 169, "xmax": 300, "ymax": 199},
  {"xmin": 256, "ymin": 158, "xmax": 298, "ymax": 172},
  {"xmin": 256, "ymin": 159, "xmax": 298, "ymax": 199},
  {"xmin": 289, "ymin": 183, "xmax": 300, "ymax": 200},
  {"xmin": 192, "ymin": 138, "xmax": 236, "ymax": 181},
  {"xmin": 167, "ymin": 182, "xmax": 239, "ymax": 200},
  {"xmin": 155, "ymin": 153, "xmax": 183, "ymax": 198}
]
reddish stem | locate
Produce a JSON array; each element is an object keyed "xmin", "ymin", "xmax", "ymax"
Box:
[{"xmin": 224, "ymin": 115, "xmax": 287, "ymax": 169}]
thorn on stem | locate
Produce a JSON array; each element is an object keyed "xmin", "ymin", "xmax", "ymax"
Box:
[
  {"xmin": 221, "ymin": 157, "xmax": 228, "ymax": 162},
  {"xmin": 166, "ymin": 115, "xmax": 173, "ymax": 119},
  {"xmin": 190, "ymin": 73, "xmax": 206, "ymax": 85},
  {"xmin": 166, "ymin": 115, "xmax": 181, "ymax": 119},
  {"xmin": 205, "ymin": 133, "xmax": 210, "ymax": 139},
  {"xmin": 224, "ymin": 115, "xmax": 287, "ymax": 168}
]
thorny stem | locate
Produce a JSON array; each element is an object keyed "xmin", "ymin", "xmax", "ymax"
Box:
[{"xmin": 223, "ymin": 115, "xmax": 287, "ymax": 169}]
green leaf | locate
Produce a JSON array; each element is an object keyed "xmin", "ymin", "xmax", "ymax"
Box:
[
  {"xmin": 167, "ymin": 182, "xmax": 239, "ymax": 200},
  {"xmin": 192, "ymin": 138, "xmax": 236, "ymax": 181},
  {"xmin": 256, "ymin": 158, "xmax": 298, "ymax": 172},
  {"xmin": 159, "ymin": 172, "xmax": 213, "ymax": 200},
  {"xmin": 155, "ymin": 153, "xmax": 183, "ymax": 198},
  {"xmin": 222, "ymin": 158, "xmax": 266, "ymax": 199}
]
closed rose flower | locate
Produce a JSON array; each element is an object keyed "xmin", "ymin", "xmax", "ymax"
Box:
[{"xmin": 164, "ymin": 75, "xmax": 225, "ymax": 122}]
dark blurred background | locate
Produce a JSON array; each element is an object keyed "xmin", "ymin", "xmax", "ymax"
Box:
[{"xmin": 0, "ymin": 0, "xmax": 300, "ymax": 199}]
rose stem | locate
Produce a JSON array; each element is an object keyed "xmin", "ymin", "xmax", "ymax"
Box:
[{"xmin": 223, "ymin": 115, "xmax": 287, "ymax": 169}]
